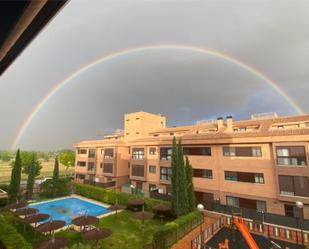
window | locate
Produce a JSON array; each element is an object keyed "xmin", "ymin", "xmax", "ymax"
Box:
[
  {"xmin": 284, "ymin": 204, "xmax": 304, "ymax": 218},
  {"xmin": 256, "ymin": 201, "xmax": 267, "ymax": 212},
  {"xmin": 225, "ymin": 171, "xmax": 264, "ymax": 184},
  {"xmin": 149, "ymin": 184, "xmax": 157, "ymax": 192},
  {"xmin": 104, "ymin": 148, "xmax": 114, "ymax": 159},
  {"xmin": 149, "ymin": 165, "xmax": 156, "ymax": 173},
  {"xmin": 103, "ymin": 163, "xmax": 113, "ymax": 173},
  {"xmin": 77, "ymin": 148, "xmax": 87, "ymax": 154},
  {"xmin": 227, "ymin": 196, "xmax": 239, "ymax": 208},
  {"xmin": 131, "ymin": 165, "xmax": 144, "ymax": 177},
  {"xmin": 100, "ymin": 163, "xmax": 103, "ymax": 169},
  {"xmin": 193, "ymin": 169, "xmax": 213, "ymax": 179},
  {"xmin": 278, "ymin": 125, "xmax": 284, "ymax": 129},
  {"xmin": 87, "ymin": 162, "xmax": 95, "ymax": 171},
  {"xmin": 132, "ymin": 148, "xmax": 144, "ymax": 160},
  {"xmin": 223, "ymin": 147, "xmax": 262, "ymax": 157},
  {"xmin": 239, "ymin": 127, "xmax": 246, "ymax": 132},
  {"xmin": 306, "ymin": 122, "xmax": 309, "ymax": 127},
  {"xmin": 149, "ymin": 147, "xmax": 156, "ymax": 155},
  {"xmin": 160, "ymin": 167, "xmax": 172, "ymax": 181},
  {"xmin": 77, "ymin": 161, "xmax": 86, "ymax": 167},
  {"xmin": 276, "ymin": 146, "xmax": 307, "ymax": 166},
  {"xmin": 183, "ymin": 147, "xmax": 211, "ymax": 156},
  {"xmin": 160, "ymin": 147, "xmax": 172, "ymax": 160},
  {"xmin": 279, "ymin": 175, "xmax": 309, "ymax": 197},
  {"xmin": 76, "ymin": 174, "xmax": 85, "ymax": 179},
  {"xmin": 88, "ymin": 149, "xmax": 96, "ymax": 158}
]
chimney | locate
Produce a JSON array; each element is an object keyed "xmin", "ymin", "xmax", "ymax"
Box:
[
  {"xmin": 217, "ymin": 117, "xmax": 224, "ymax": 130},
  {"xmin": 226, "ymin": 116, "xmax": 233, "ymax": 132}
]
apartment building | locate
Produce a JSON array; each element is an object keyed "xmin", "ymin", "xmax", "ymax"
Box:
[{"xmin": 74, "ymin": 111, "xmax": 309, "ymax": 219}]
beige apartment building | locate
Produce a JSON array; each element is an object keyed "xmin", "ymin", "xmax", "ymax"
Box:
[{"xmin": 74, "ymin": 111, "xmax": 309, "ymax": 219}]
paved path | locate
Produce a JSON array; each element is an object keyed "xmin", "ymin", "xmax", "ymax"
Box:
[{"xmin": 172, "ymin": 216, "xmax": 217, "ymax": 249}]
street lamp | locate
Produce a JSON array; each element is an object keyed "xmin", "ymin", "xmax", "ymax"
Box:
[
  {"xmin": 197, "ymin": 203, "xmax": 205, "ymax": 248},
  {"xmin": 296, "ymin": 201, "xmax": 304, "ymax": 245}
]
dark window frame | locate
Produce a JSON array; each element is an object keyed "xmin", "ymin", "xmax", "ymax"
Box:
[
  {"xmin": 276, "ymin": 146, "xmax": 307, "ymax": 166},
  {"xmin": 132, "ymin": 148, "xmax": 144, "ymax": 160},
  {"xmin": 160, "ymin": 167, "xmax": 172, "ymax": 181}
]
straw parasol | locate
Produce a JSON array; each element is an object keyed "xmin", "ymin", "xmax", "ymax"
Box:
[
  {"xmin": 132, "ymin": 206, "xmax": 154, "ymax": 233},
  {"xmin": 82, "ymin": 228, "xmax": 112, "ymax": 249},
  {"xmin": 36, "ymin": 220, "xmax": 66, "ymax": 234},
  {"xmin": 34, "ymin": 237, "xmax": 69, "ymax": 249},
  {"xmin": 153, "ymin": 203, "xmax": 171, "ymax": 221},
  {"xmin": 22, "ymin": 213, "xmax": 50, "ymax": 227},
  {"xmin": 15, "ymin": 207, "xmax": 38, "ymax": 216},
  {"xmin": 5, "ymin": 202, "xmax": 28, "ymax": 210},
  {"xmin": 108, "ymin": 204, "xmax": 125, "ymax": 215},
  {"xmin": 128, "ymin": 198, "xmax": 144, "ymax": 211},
  {"xmin": 72, "ymin": 215, "xmax": 98, "ymax": 231}
]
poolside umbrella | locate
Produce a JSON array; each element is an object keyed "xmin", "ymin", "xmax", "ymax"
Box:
[
  {"xmin": 128, "ymin": 198, "xmax": 144, "ymax": 211},
  {"xmin": 22, "ymin": 213, "xmax": 50, "ymax": 227},
  {"xmin": 5, "ymin": 202, "xmax": 27, "ymax": 210},
  {"xmin": 72, "ymin": 215, "xmax": 98, "ymax": 231},
  {"xmin": 82, "ymin": 228, "xmax": 112, "ymax": 249},
  {"xmin": 132, "ymin": 206, "xmax": 154, "ymax": 233},
  {"xmin": 15, "ymin": 207, "xmax": 38, "ymax": 216},
  {"xmin": 153, "ymin": 203, "xmax": 171, "ymax": 221},
  {"xmin": 108, "ymin": 204, "xmax": 125, "ymax": 215},
  {"xmin": 36, "ymin": 220, "xmax": 66, "ymax": 235},
  {"xmin": 35, "ymin": 237, "xmax": 69, "ymax": 249}
]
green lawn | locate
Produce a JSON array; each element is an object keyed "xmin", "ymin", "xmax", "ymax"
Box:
[
  {"xmin": 0, "ymin": 160, "xmax": 74, "ymax": 184},
  {"xmin": 1, "ymin": 210, "xmax": 166, "ymax": 249}
]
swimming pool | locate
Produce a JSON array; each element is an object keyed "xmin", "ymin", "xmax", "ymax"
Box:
[{"xmin": 31, "ymin": 197, "xmax": 111, "ymax": 225}]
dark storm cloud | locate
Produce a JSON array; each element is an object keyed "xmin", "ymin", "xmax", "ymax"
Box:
[{"xmin": 0, "ymin": 0, "xmax": 308, "ymax": 150}]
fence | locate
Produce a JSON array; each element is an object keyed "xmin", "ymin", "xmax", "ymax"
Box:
[{"xmin": 191, "ymin": 211, "xmax": 309, "ymax": 248}]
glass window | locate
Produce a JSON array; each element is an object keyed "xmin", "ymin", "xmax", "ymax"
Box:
[
  {"xmin": 160, "ymin": 167, "xmax": 172, "ymax": 181},
  {"xmin": 149, "ymin": 165, "xmax": 156, "ymax": 173},
  {"xmin": 160, "ymin": 147, "xmax": 172, "ymax": 160},
  {"xmin": 77, "ymin": 148, "xmax": 87, "ymax": 154},
  {"xmin": 104, "ymin": 148, "xmax": 114, "ymax": 159},
  {"xmin": 131, "ymin": 165, "xmax": 144, "ymax": 177},
  {"xmin": 227, "ymin": 196, "xmax": 239, "ymax": 208},
  {"xmin": 276, "ymin": 146, "xmax": 307, "ymax": 166},
  {"xmin": 88, "ymin": 149, "xmax": 96, "ymax": 158},
  {"xmin": 193, "ymin": 169, "xmax": 213, "ymax": 179},
  {"xmin": 256, "ymin": 201, "xmax": 267, "ymax": 212},
  {"xmin": 149, "ymin": 147, "xmax": 156, "ymax": 155},
  {"xmin": 103, "ymin": 163, "xmax": 113, "ymax": 173},
  {"xmin": 223, "ymin": 147, "xmax": 262, "ymax": 157},
  {"xmin": 77, "ymin": 161, "xmax": 86, "ymax": 167},
  {"xmin": 132, "ymin": 148, "xmax": 144, "ymax": 160},
  {"xmin": 87, "ymin": 162, "xmax": 95, "ymax": 171},
  {"xmin": 225, "ymin": 171, "xmax": 238, "ymax": 181},
  {"xmin": 254, "ymin": 173, "xmax": 265, "ymax": 184},
  {"xmin": 183, "ymin": 147, "xmax": 211, "ymax": 156}
]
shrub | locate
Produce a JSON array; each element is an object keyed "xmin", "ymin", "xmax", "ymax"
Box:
[
  {"xmin": 153, "ymin": 210, "xmax": 201, "ymax": 249},
  {"xmin": 0, "ymin": 215, "xmax": 32, "ymax": 249},
  {"xmin": 40, "ymin": 178, "xmax": 71, "ymax": 198},
  {"xmin": 74, "ymin": 183, "xmax": 170, "ymax": 210},
  {"xmin": 0, "ymin": 184, "xmax": 8, "ymax": 207}
]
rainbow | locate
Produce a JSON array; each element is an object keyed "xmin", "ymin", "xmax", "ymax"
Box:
[{"xmin": 11, "ymin": 44, "xmax": 305, "ymax": 149}]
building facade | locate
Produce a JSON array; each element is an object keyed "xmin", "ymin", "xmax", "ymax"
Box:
[{"xmin": 74, "ymin": 111, "xmax": 309, "ymax": 219}]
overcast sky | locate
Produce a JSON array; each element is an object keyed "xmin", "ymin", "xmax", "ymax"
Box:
[{"xmin": 0, "ymin": 0, "xmax": 308, "ymax": 151}]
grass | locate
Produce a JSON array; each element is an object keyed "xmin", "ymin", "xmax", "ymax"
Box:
[
  {"xmin": 1, "ymin": 210, "xmax": 166, "ymax": 249},
  {"xmin": 0, "ymin": 160, "xmax": 74, "ymax": 184}
]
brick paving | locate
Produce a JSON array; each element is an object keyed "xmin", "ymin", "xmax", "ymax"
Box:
[{"xmin": 172, "ymin": 216, "xmax": 218, "ymax": 249}]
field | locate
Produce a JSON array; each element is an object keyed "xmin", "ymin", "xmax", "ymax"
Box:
[{"xmin": 0, "ymin": 160, "xmax": 74, "ymax": 184}]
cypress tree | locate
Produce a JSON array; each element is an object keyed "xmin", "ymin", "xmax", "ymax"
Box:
[
  {"xmin": 26, "ymin": 153, "xmax": 36, "ymax": 199},
  {"xmin": 177, "ymin": 139, "xmax": 189, "ymax": 216},
  {"xmin": 185, "ymin": 156, "xmax": 196, "ymax": 212},
  {"xmin": 8, "ymin": 149, "xmax": 22, "ymax": 203},
  {"xmin": 53, "ymin": 156, "xmax": 60, "ymax": 182},
  {"xmin": 171, "ymin": 137, "xmax": 178, "ymax": 214}
]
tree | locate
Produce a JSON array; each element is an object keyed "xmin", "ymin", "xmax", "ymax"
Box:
[
  {"xmin": 12, "ymin": 151, "xmax": 42, "ymax": 177},
  {"xmin": 53, "ymin": 156, "xmax": 60, "ymax": 183},
  {"xmin": 0, "ymin": 150, "xmax": 12, "ymax": 162},
  {"xmin": 26, "ymin": 154, "xmax": 36, "ymax": 199},
  {"xmin": 59, "ymin": 149, "xmax": 75, "ymax": 173},
  {"xmin": 8, "ymin": 149, "xmax": 22, "ymax": 203},
  {"xmin": 185, "ymin": 156, "xmax": 195, "ymax": 212},
  {"xmin": 171, "ymin": 137, "xmax": 189, "ymax": 217}
]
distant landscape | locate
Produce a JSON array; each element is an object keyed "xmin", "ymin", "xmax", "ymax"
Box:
[{"xmin": 0, "ymin": 150, "xmax": 75, "ymax": 184}]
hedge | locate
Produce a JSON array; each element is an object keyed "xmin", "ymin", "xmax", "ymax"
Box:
[
  {"xmin": 152, "ymin": 210, "xmax": 202, "ymax": 249},
  {"xmin": 0, "ymin": 215, "xmax": 32, "ymax": 249},
  {"xmin": 40, "ymin": 178, "xmax": 71, "ymax": 198},
  {"xmin": 0, "ymin": 184, "xmax": 8, "ymax": 206},
  {"xmin": 74, "ymin": 183, "xmax": 170, "ymax": 210}
]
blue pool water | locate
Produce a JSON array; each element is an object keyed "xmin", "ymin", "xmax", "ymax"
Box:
[{"xmin": 31, "ymin": 197, "xmax": 111, "ymax": 225}]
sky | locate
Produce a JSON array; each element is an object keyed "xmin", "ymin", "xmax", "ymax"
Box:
[{"xmin": 0, "ymin": 0, "xmax": 308, "ymax": 151}]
